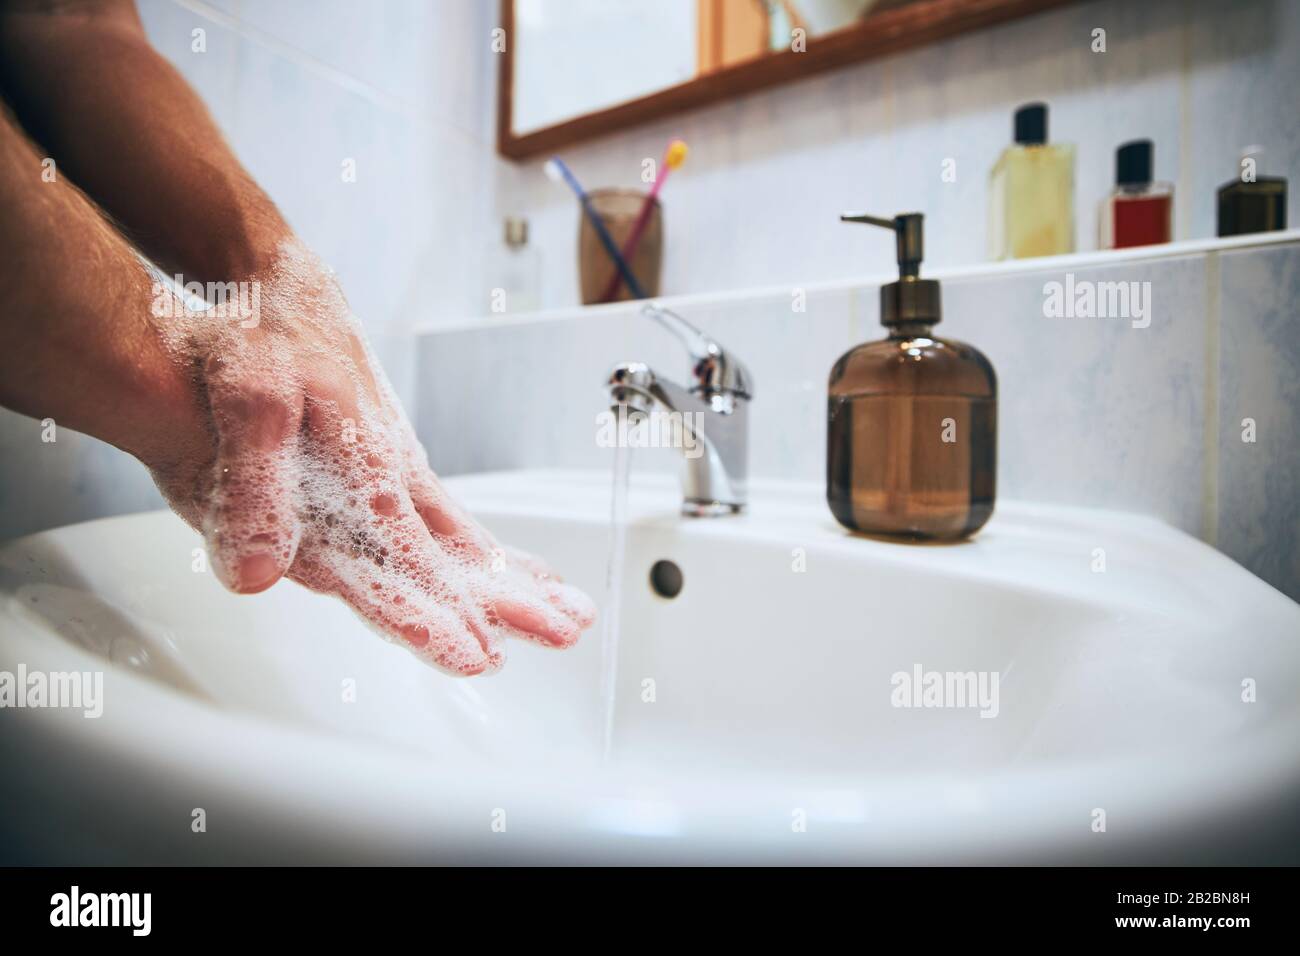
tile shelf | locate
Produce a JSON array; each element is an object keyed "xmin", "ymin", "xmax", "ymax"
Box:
[{"xmin": 416, "ymin": 229, "xmax": 1300, "ymax": 334}]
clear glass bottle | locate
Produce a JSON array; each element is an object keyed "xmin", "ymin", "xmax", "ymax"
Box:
[
  {"xmin": 830, "ymin": 213, "xmax": 997, "ymax": 541},
  {"xmin": 988, "ymin": 102, "xmax": 1075, "ymax": 260},
  {"xmin": 487, "ymin": 217, "xmax": 541, "ymax": 313},
  {"xmin": 1099, "ymin": 139, "xmax": 1173, "ymax": 249},
  {"xmin": 1217, "ymin": 145, "xmax": 1288, "ymax": 237}
]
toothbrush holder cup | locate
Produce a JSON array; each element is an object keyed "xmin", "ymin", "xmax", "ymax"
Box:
[{"xmin": 578, "ymin": 188, "xmax": 662, "ymax": 304}]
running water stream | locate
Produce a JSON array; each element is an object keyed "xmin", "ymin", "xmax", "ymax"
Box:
[{"xmin": 599, "ymin": 444, "xmax": 633, "ymax": 763}]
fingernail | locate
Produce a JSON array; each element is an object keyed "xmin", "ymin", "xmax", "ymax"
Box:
[
  {"xmin": 236, "ymin": 551, "xmax": 282, "ymax": 593},
  {"xmin": 541, "ymin": 618, "xmax": 580, "ymax": 648},
  {"xmin": 400, "ymin": 623, "xmax": 431, "ymax": 648}
]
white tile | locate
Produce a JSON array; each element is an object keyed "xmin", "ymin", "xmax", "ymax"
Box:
[
  {"xmin": 228, "ymin": 31, "xmax": 453, "ymax": 335},
  {"xmin": 208, "ymin": 0, "xmax": 492, "ymax": 139},
  {"xmin": 137, "ymin": 0, "xmax": 240, "ymax": 134}
]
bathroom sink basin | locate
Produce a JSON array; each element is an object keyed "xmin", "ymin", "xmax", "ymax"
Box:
[{"xmin": 2, "ymin": 469, "xmax": 1298, "ymax": 864}]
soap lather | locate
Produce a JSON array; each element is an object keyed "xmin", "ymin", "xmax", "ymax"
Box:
[{"xmin": 827, "ymin": 212, "xmax": 997, "ymax": 541}]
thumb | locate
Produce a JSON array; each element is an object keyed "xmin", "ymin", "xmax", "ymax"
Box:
[{"xmin": 203, "ymin": 382, "xmax": 304, "ymax": 594}]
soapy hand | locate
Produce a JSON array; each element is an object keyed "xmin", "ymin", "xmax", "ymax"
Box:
[
  {"xmin": 0, "ymin": 2, "xmax": 593, "ymax": 676},
  {"xmin": 147, "ymin": 243, "xmax": 595, "ymax": 675}
]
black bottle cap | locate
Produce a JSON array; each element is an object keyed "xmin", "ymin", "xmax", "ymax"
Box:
[
  {"xmin": 1014, "ymin": 103, "xmax": 1047, "ymax": 145},
  {"xmin": 1116, "ymin": 139, "xmax": 1153, "ymax": 186}
]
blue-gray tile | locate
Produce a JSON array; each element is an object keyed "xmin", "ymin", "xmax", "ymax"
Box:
[
  {"xmin": 1215, "ymin": 243, "xmax": 1300, "ymax": 601},
  {"xmin": 944, "ymin": 254, "xmax": 1210, "ymax": 534}
]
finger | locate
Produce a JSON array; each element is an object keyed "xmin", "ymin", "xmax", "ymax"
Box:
[
  {"xmin": 203, "ymin": 380, "xmax": 304, "ymax": 594},
  {"xmin": 290, "ymin": 546, "xmax": 499, "ymax": 676},
  {"xmin": 404, "ymin": 459, "xmax": 595, "ymax": 639},
  {"xmin": 489, "ymin": 591, "xmax": 583, "ymax": 649},
  {"xmin": 296, "ymin": 399, "xmax": 504, "ymax": 673},
  {"xmin": 542, "ymin": 580, "xmax": 598, "ymax": 630},
  {"xmin": 403, "ymin": 461, "xmax": 497, "ymax": 557},
  {"xmin": 499, "ymin": 545, "xmax": 594, "ymax": 628},
  {"xmin": 502, "ymin": 544, "xmax": 561, "ymax": 582}
]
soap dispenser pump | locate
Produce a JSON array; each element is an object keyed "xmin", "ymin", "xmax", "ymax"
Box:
[{"xmin": 827, "ymin": 212, "xmax": 997, "ymax": 540}]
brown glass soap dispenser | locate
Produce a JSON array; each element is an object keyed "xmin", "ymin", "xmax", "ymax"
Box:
[{"xmin": 828, "ymin": 212, "xmax": 997, "ymax": 541}]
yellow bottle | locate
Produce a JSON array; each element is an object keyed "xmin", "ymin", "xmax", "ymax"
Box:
[{"xmin": 988, "ymin": 102, "xmax": 1075, "ymax": 260}]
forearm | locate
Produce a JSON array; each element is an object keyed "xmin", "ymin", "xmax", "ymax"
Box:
[
  {"xmin": 0, "ymin": 101, "xmax": 207, "ymax": 467},
  {"xmin": 0, "ymin": 0, "xmax": 291, "ymax": 283}
]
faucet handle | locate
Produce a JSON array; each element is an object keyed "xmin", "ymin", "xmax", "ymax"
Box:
[
  {"xmin": 641, "ymin": 301, "xmax": 712, "ymax": 359},
  {"xmin": 641, "ymin": 302, "xmax": 752, "ymax": 400}
]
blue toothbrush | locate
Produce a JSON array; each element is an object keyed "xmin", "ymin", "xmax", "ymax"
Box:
[{"xmin": 544, "ymin": 156, "xmax": 647, "ymax": 300}]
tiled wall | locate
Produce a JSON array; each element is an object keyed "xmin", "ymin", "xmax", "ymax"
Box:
[
  {"xmin": 504, "ymin": 0, "xmax": 1300, "ymax": 311},
  {"xmin": 415, "ymin": 234, "xmax": 1300, "ymax": 603},
  {"xmin": 1215, "ymin": 242, "xmax": 1300, "ymax": 604}
]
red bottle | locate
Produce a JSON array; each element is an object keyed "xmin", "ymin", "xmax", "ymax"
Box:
[{"xmin": 1100, "ymin": 140, "xmax": 1173, "ymax": 250}]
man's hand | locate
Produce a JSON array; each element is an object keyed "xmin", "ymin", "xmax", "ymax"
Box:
[
  {"xmin": 150, "ymin": 245, "xmax": 596, "ymax": 675},
  {"xmin": 0, "ymin": 2, "xmax": 597, "ymax": 675}
]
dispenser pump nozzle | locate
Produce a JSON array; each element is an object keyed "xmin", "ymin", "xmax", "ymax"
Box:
[
  {"xmin": 840, "ymin": 212, "xmax": 925, "ymax": 278},
  {"xmin": 839, "ymin": 211, "xmax": 939, "ymax": 327}
]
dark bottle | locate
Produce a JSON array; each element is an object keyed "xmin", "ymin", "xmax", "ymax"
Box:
[
  {"xmin": 1217, "ymin": 145, "xmax": 1288, "ymax": 237},
  {"xmin": 828, "ymin": 213, "xmax": 997, "ymax": 541}
]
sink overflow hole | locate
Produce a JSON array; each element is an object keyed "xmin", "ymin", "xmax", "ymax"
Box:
[{"xmin": 649, "ymin": 559, "xmax": 683, "ymax": 599}]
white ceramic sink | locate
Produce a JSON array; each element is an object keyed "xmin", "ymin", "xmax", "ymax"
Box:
[{"xmin": 2, "ymin": 469, "xmax": 1298, "ymax": 863}]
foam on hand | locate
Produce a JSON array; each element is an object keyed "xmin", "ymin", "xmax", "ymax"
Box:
[{"xmin": 149, "ymin": 239, "xmax": 594, "ymax": 675}]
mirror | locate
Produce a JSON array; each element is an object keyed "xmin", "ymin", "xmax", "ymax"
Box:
[{"xmin": 498, "ymin": 0, "xmax": 1079, "ymax": 159}]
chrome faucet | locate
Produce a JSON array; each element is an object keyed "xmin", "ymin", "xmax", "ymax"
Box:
[{"xmin": 606, "ymin": 302, "xmax": 752, "ymax": 516}]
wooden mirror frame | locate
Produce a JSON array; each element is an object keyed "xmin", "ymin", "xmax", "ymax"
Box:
[{"xmin": 497, "ymin": 0, "xmax": 1081, "ymax": 160}]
